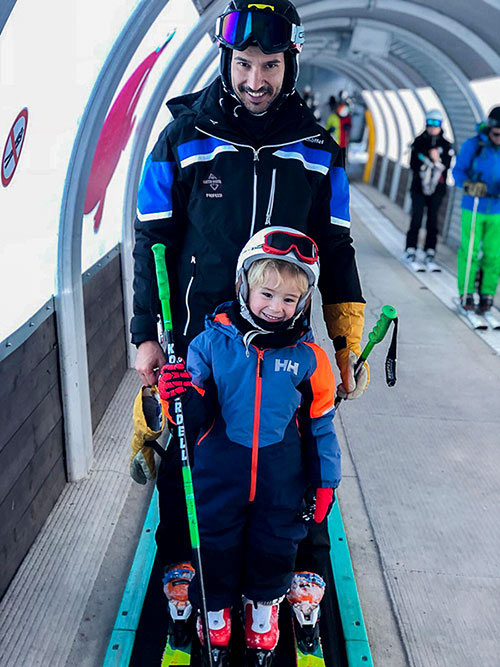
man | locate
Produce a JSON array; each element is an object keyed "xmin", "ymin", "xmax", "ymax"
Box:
[
  {"xmin": 404, "ymin": 109, "xmax": 454, "ymax": 271},
  {"xmin": 130, "ymin": 0, "xmax": 368, "ymax": 658},
  {"xmin": 452, "ymin": 106, "xmax": 500, "ymax": 312}
]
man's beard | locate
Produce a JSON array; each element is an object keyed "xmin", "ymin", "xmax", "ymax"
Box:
[{"xmin": 237, "ymin": 84, "xmax": 274, "ymax": 114}]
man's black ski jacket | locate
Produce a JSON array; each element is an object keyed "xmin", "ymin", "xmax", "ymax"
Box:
[{"xmin": 131, "ymin": 78, "xmax": 364, "ymax": 353}]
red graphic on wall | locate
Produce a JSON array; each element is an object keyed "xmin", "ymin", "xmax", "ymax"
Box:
[
  {"xmin": 2, "ymin": 108, "xmax": 28, "ymax": 187},
  {"xmin": 84, "ymin": 32, "xmax": 175, "ymax": 233}
]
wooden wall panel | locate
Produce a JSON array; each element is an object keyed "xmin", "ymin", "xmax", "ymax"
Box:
[
  {"xmin": 83, "ymin": 252, "xmax": 127, "ymax": 431},
  {"xmin": 396, "ymin": 168, "xmax": 410, "ymax": 208},
  {"xmin": 0, "ymin": 312, "xmax": 66, "ymax": 598},
  {"xmin": 372, "ymin": 154, "xmax": 381, "ymax": 188},
  {"xmin": 383, "ymin": 160, "xmax": 395, "ymax": 198}
]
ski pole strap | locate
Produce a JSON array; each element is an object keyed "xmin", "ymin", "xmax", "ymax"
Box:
[
  {"xmin": 152, "ymin": 243, "xmax": 173, "ymax": 333},
  {"xmin": 384, "ymin": 315, "xmax": 398, "ymax": 387}
]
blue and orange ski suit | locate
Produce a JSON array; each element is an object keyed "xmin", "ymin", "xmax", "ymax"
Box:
[{"xmin": 184, "ymin": 304, "xmax": 341, "ymax": 610}]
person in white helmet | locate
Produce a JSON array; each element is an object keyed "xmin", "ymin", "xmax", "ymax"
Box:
[
  {"xmin": 158, "ymin": 228, "xmax": 341, "ymax": 666},
  {"xmin": 404, "ymin": 109, "xmax": 454, "ymax": 270}
]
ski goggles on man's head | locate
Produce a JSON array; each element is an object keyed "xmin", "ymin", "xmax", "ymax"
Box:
[
  {"xmin": 426, "ymin": 119, "xmax": 442, "ymax": 127},
  {"xmin": 215, "ymin": 9, "xmax": 304, "ymax": 54},
  {"xmin": 262, "ymin": 230, "xmax": 319, "ymax": 264}
]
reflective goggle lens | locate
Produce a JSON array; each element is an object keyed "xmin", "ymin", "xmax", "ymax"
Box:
[
  {"xmin": 219, "ymin": 10, "xmax": 297, "ymax": 53},
  {"xmin": 263, "ymin": 231, "xmax": 318, "ymax": 264},
  {"xmin": 426, "ymin": 119, "xmax": 442, "ymax": 127}
]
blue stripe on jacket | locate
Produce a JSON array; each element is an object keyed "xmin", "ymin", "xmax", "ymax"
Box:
[
  {"xmin": 177, "ymin": 137, "xmax": 238, "ymax": 168},
  {"xmin": 329, "ymin": 166, "xmax": 351, "ymax": 228},
  {"xmin": 272, "ymin": 142, "xmax": 331, "ymax": 174},
  {"xmin": 137, "ymin": 155, "xmax": 175, "ymax": 221}
]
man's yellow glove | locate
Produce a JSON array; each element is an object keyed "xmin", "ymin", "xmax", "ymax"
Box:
[
  {"xmin": 130, "ymin": 386, "xmax": 165, "ymax": 485},
  {"xmin": 322, "ymin": 302, "xmax": 370, "ymax": 399}
]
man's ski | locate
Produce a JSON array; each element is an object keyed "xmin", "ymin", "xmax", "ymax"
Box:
[
  {"xmin": 292, "ymin": 617, "xmax": 325, "ymax": 666},
  {"xmin": 161, "ymin": 638, "xmax": 191, "ymax": 666},
  {"xmin": 296, "ymin": 643, "xmax": 325, "ymax": 666}
]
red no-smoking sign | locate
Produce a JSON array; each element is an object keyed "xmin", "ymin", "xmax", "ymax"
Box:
[{"xmin": 2, "ymin": 108, "xmax": 28, "ymax": 187}]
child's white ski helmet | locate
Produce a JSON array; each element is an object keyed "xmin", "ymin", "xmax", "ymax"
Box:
[{"xmin": 236, "ymin": 226, "xmax": 320, "ymax": 316}]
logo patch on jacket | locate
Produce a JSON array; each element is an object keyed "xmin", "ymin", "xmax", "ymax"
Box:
[
  {"xmin": 203, "ymin": 173, "xmax": 223, "ymax": 198},
  {"xmin": 275, "ymin": 359, "xmax": 299, "ymax": 375}
]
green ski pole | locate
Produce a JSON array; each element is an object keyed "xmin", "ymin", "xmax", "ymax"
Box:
[
  {"xmin": 335, "ymin": 305, "xmax": 398, "ymax": 408},
  {"xmin": 151, "ymin": 243, "xmax": 214, "ymax": 667}
]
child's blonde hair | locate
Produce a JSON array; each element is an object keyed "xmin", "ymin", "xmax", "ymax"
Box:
[{"xmin": 247, "ymin": 258, "xmax": 309, "ymax": 296}]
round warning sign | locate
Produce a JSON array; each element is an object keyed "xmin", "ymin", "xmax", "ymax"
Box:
[{"xmin": 2, "ymin": 108, "xmax": 28, "ymax": 187}]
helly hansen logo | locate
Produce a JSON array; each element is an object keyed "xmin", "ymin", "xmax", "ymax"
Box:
[{"xmin": 275, "ymin": 359, "xmax": 299, "ymax": 375}]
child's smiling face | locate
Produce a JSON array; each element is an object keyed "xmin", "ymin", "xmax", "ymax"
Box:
[{"xmin": 248, "ymin": 268, "xmax": 302, "ymax": 323}]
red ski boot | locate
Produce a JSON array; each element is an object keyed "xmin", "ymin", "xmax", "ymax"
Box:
[
  {"xmin": 243, "ymin": 597, "xmax": 282, "ymax": 665},
  {"xmin": 287, "ymin": 571, "xmax": 325, "ymax": 653},
  {"xmin": 196, "ymin": 608, "xmax": 232, "ymax": 666},
  {"xmin": 162, "ymin": 562, "xmax": 195, "ymax": 648}
]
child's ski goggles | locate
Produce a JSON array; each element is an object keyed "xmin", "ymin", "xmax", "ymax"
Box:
[
  {"xmin": 215, "ymin": 10, "xmax": 304, "ymax": 54},
  {"xmin": 262, "ymin": 230, "xmax": 319, "ymax": 264},
  {"xmin": 426, "ymin": 119, "xmax": 442, "ymax": 127}
]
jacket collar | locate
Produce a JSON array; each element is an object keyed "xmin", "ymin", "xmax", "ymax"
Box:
[{"xmin": 167, "ymin": 78, "xmax": 321, "ymax": 148}]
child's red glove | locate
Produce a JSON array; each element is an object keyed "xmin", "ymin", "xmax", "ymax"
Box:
[
  {"xmin": 158, "ymin": 360, "xmax": 192, "ymax": 401},
  {"xmin": 314, "ymin": 488, "xmax": 335, "ymax": 523}
]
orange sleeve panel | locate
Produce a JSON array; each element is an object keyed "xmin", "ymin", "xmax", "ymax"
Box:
[
  {"xmin": 160, "ymin": 398, "xmax": 175, "ymax": 425},
  {"xmin": 192, "ymin": 383, "xmax": 206, "ymax": 397},
  {"xmin": 304, "ymin": 342, "xmax": 336, "ymax": 418},
  {"xmin": 214, "ymin": 313, "xmax": 231, "ymax": 325}
]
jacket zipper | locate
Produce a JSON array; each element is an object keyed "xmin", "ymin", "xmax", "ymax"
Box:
[
  {"xmin": 265, "ymin": 168, "xmax": 276, "ymax": 226},
  {"xmin": 195, "ymin": 127, "xmax": 321, "ymax": 237},
  {"xmin": 249, "ymin": 348, "xmax": 265, "ymax": 502},
  {"xmin": 250, "ymin": 156, "xmax": 258, "ymax": 236},
  {"xmin": 182, "ymin": 256, "xmax": 196, "ymax": 336}
]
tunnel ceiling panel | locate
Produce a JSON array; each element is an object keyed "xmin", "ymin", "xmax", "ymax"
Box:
[{"xmin": 191, "ymin": 0, "xmax": 498, "ymax": 81}]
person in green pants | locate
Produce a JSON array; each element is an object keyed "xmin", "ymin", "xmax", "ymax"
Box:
[{"xmin": 452, "ymin": 106, "xmax": 500, "ymax": 312}]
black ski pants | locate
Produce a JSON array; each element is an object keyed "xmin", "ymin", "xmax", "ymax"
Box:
[{"xmin": 406, "ymin": 188, "xmax": 444, "ymax": 252}]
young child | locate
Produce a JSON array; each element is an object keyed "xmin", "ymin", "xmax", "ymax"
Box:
[{"xmin": 158, "ymin": 227, "xmax": 341, "ymax": 666}]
